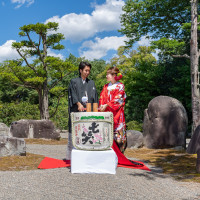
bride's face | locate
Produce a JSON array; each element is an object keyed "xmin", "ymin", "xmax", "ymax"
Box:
[{"xmin": 106, "ymin": 72, "xmax": 116, "ymax": 83}]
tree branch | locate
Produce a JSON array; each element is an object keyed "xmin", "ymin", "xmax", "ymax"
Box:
[
  {"xmin": 172, "ymin": 54, "xmax": 190, "ymax": 59},
  {"xmin": 38, "ymin": 35, "xmax": 41, "ymax": 51},
  {"xmin": 26, "ymin": 32, "xmax": 45, "ymax": 65},
  {"xmin": 12, "ymin": 82, "xmax": 36, "ymax": 89},
  {"xmin": 49, "ymin": 71, "xmax": 71, "ymax": 90},
  {"xmin": 26, "ymin": 32, "xmax": 38, "ymax": 50},
  {"xmin": 50, "ymin": 95, "xmax": 63, "ymax": 118},
  {"xmin": 6, "ymin": 62, "xmax": 36, "ymax": 90},
  {"xmin": 8, "ymin": 64, "xmax": 35, "ymax": 89},
  {"xmin": 164, "ymin": 13, "xmax": 184, "ymax": 25},
  {"xmin": 8, "ymin": 65, "xmax": 24, "ymax": 83},
  {"xmin": 16, "ymin": 48, "xmax": 39, "ymax": 75}
]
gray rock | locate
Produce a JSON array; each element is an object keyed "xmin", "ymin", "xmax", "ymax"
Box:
[
  {"xmin": 0, "ymin": 123, "xmax": 10, "ymax": 136},
  {"xmin": 171, "ymin": 146, "xmax": 185, "ymax": 150},
  {"xmin": 143, "ymin": 96, "xmax": 187, "ymax": 148},
  {"xmin": 10, "ymin": 119, "xmax": 60, "ymax": 140},
  {"xmin": 60, "ymin": 130, "xmax": 68, "ymax": 139},
  {"xmin": 187, "ymin": 125, "xmax": 200, "ymax": 173},
  {"xmin": 187, "ymin": 125, "xmax": 200, "ymax": 154},
  {"xmin": 0, "ymin": 135, "xmax": 26, "ymax": 157},
  {"xmin": 127, "ymin": 130, "xmax": 143, "ymax": 149}
]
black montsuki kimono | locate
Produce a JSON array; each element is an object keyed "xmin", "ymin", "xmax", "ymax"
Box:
[{"xmin": 68, "ymin": 77, "xmax": 98, "ymax": 132}]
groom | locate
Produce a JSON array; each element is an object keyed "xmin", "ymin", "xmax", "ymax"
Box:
[{"xmin": 67, "ymin": 61, "xmax": 98, "ymax": 159}]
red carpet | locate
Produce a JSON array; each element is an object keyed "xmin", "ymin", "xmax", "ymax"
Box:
[{"xmin": 38, "ymin": 141, "xmax": 150, "ymax": 171}]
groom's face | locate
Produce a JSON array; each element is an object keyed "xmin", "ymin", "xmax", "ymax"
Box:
[{"xmin": 80, "ymin": 66, "xmax": 91, "ymax": 80}]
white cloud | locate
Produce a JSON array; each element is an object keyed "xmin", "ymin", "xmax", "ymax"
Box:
[
  {"xmin": 137, "ymin": 36, "xmax": 152, "ymax": 46},
  {"xmin": 0, "ymin": 40, "xmax": 20, "ymax": 62},
  {"xmin": 45, "ymin": 0, "xmax": 125, "ymax": 42},
  {"xmin": 79, "ymin": 36, "xmax": 127, "ymax": 60},
  {"xmin": 47, "ymin": 49, "xmax": 64, "ymax": 60},
  {"xmin": 0, "ymin": 40, "xmax": 65, "ymax": 62},
  {"xmin": 11, "ymin": 0, "xmax": 34, "ymax": 8}
]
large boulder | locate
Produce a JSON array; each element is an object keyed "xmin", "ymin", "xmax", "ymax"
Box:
[
  {"xmin": 0, "ymin": 135, "xmax": 26, "ymax": 157},
  {"xmin": 10, "ymin": 119, "xmax": 60, "ymax": 140},
  {"xmin": 143, "ymin": 96, "xmax": 188, "ymax": 148},
  {"xmin": 127, "ymin": 130, "xmax": 143, "ymax": 149},
  {"xmin": 0, "ymin": 123, "xmax": 10, "ymax": 136}
]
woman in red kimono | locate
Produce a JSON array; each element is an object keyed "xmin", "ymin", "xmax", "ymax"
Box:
[{"xmin": 99, "ymin": 67, "xmax": 127, "ymax": 153}]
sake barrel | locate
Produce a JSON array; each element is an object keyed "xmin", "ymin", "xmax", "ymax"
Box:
[{"xmin": 71, "ymin": 112, "xmax": 113, "ymax": 150}]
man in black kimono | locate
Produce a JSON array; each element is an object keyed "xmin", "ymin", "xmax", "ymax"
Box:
[{"xmin": 67, "ymin": 61, "xmax": 98, "ymax": 159}]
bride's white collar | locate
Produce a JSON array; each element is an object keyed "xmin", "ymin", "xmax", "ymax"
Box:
[{"xmin": 107, "ymin": 82, "xmax": 119, "ymax": 91}]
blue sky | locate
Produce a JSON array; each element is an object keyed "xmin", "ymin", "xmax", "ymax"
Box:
[{"xmin": 0, "ymin": 0, "xmax": 151, "ymax": 62}]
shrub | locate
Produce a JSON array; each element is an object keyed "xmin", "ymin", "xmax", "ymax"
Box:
[{"xmin": 126, "ymin": 120, "xmax": 143, "ymax": 132}]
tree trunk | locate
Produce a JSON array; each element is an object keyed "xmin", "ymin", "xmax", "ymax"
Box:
[
  {"xmin": 38, "ymin": 88, "xmax": 43, "ymax": 119},
  {"xmin": 191, "ymin": 0, "xmax": 200, "ymax": 133},
  {"xmin": 42, "ymin": 80, "xmax": 49, "ymax": 120},
  {"xmin": 38, "ymin": 86, "xmax": 49, "ymax": 120},
  {"xmin": 38, "ymin": 33, "xmax": 49, "ymax": 120}
]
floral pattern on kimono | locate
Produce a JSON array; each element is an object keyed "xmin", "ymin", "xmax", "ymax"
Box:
[{"xmin": 99, "ymin": 82, "xmax": 127, "ymax": 151}]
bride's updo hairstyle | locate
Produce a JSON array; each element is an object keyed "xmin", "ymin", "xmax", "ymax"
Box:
[{"xmin": 107, "ymin": 66, "xmax": 123, "ymax": 81}]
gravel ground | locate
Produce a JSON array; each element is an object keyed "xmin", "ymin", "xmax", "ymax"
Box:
[{"xmin": 0, "ymin": 140, "xmax": 200, "ymax": 200}]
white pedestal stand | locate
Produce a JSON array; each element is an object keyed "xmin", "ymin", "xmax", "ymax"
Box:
[{"xmin": 71, "ymin": 149, "xmax": 118, "ymax": 174}]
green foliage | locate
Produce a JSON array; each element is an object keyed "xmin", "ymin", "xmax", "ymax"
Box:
[
  {"xmin": 49, "ymin": 97, "xmax": 68, "ymax": 130},
  {"xmin": 126, "ymin": 120, "xmax": 143, "ymax": 132},
  {"xmin": 120, "ymin": 0, "xmax": 191, "ymax": 47},
  {"xmin": 89, "ymin": 59, "xmax": 107, "ymax": 95},
  {"xmin": 156, "ymin": 58, "xmax": 191, "ymax": 130},
  {"xmin": 152, "ymin": 38, "xmax": 186, "ymax": 56},
  {"xmin": 0, "ymin": 101, "xmax": 40, "ymax": 126},
  {"xmin": 109, "ymin": 46, "xmax": 160, "ymax": 122},
  {"xmin": 0, "ymin": 22, "xmax": 77, "ymax": 120},
  {"xmin": 49, "ymin": 86, "xmax": 66, "ymax": 96},
  {"xmin": 119, "ymin": 0, "xmax": 194, "ymax": 130},
  {"xmin": 0, "ymin": 74, "xmax": 38, "ymax": 104},
  {"xmin": 13, "ymin": 22, "xmax": 65, "ymax": 58}
]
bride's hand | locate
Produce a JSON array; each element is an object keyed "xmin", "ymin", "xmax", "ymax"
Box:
[{"xmin": 99, "ymin": 104, "xmax": 107, "ymax": 112}]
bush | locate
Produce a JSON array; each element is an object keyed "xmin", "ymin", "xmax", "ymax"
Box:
[
  {"xmin": 126, "ymin": 120, "xmax": 143, "ymax": 132},
  {"xmin": 49, "ymin": 97, "xmax": 69, "ymax": 130},
  {"xmin": 0, "ymin": 101, "xmax": 40, "ymax": 126}
]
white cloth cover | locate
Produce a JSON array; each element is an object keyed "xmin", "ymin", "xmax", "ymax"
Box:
[{"xmin": 71, "ymin": 149, "xmax": 118, "ymax": 174}]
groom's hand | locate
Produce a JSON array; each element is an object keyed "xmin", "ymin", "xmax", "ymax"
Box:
[{"xmin": 77, "ymin": 102, "xmax": 85, "ymax": 112}]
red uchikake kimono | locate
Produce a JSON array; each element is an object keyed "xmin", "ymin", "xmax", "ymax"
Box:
[{"xmin": 99, "ymin": 82, "xmax": 127, "ymax": 152}]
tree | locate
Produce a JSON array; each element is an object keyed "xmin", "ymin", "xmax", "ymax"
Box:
[
  {"xmin": 122, "ymin": 46, "xmax": 161, "ymax": 122},
  {"xmin": 0, "ymin": 22, "xmax": 75, "ymax": 120},
  {"xmin": 120, "ymin": 0, "xmax": 199, "ymax": 132},
  {"xmin": 120, "ymin": 0, "xmax": 191, "ymax": 46},
  {"xmin": 89, "ymin": 59, "xmax": 107, "ymax": 95},
  {"xmin": 97, "ymin": 46, "xmax": 160, "ymax": 123},
  {"xmin": 190, "ymin": 0, "xmax": 199, "ymax": 132}
]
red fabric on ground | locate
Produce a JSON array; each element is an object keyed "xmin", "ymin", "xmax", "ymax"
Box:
[
  {"xmin": 38, "ymin": 141, "xmax": 150, "ymax": 171},
  {"xmin": 38, "ymin": 157, "xmax": 70, "ymax": 169},
  {"xmin": 112, "ymin": 140, "xmax": 150, "ymax": 171}
]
